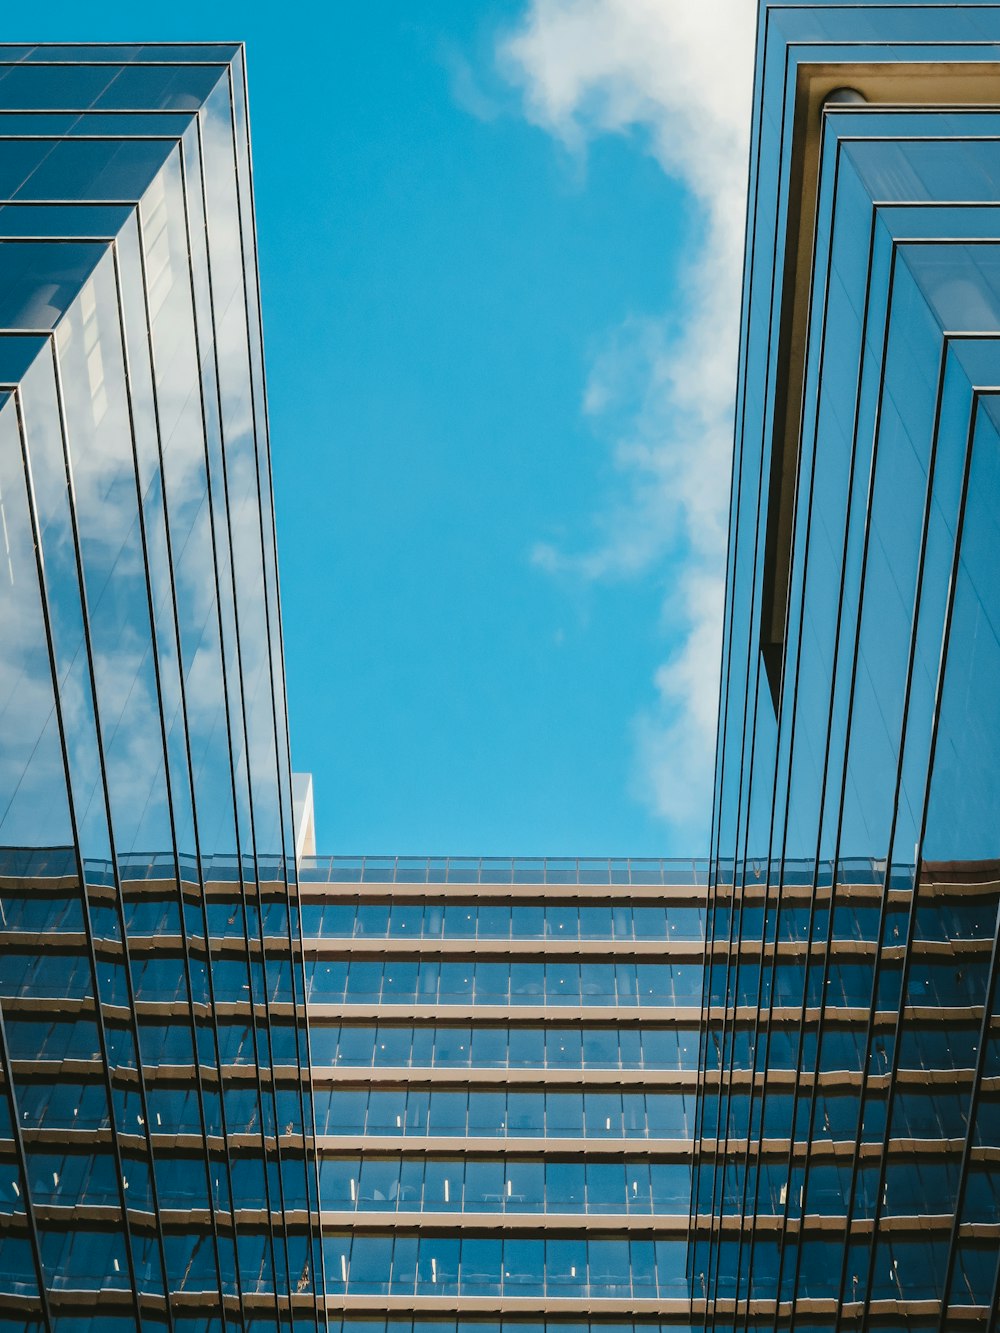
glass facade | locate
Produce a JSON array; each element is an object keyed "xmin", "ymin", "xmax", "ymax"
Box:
[
  {"xmin": 12, "ymin": 14, "xmax": 1000, "ymax": 1333},
  {"xmin": 300, "ymin": 863, "xmax": 706, "ymax": 1327},
  {"xmin": 0, "ymin": 45, "xmax": 319, "ymax": 1332},
  {"xmin": 697, "ymin": 2, "xmax": 1000, "ymax": 1329}
]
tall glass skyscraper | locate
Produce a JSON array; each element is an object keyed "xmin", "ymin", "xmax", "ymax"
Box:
[
  {"xmin": 697, "ymin": 1, "xmax": 1000, "ymax": 1328},
  {"xmin": 0, "ymin": 44, "xmax": 319, "ymax": 1332}
]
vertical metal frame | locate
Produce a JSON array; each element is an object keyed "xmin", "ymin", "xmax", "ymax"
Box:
[
  {"xmin": 232, "ymin": 55, "xmax": 328, "ymax": 1321},
  {"xmin": 694, "ymin": 21, "xmax": 802, "ymax": 1310},
  {"xmin": 130, "ymin": 128, "xmax": 253, "ymax": 1324},
  {"xmin": 149, "ymin": 123, "xmax": 281, "ymax": 1321},
  {"xmin": 185, "ymin": 101, "xmax": 288, "ymax": 1316},
  {"xmin": 737, "ymin": 119, "xmax": 884, "ymax": 1331},
  {"xmin": 108, "ymin": 232, "xmax": 229, "ymax": 1315},
  {"xmin": 217, "ymin": 60, "xmax": 299, "ymax": 1304},
  {"xmin": 14, "ymin": 374, "xmax": 144, "ymax": 1324}
]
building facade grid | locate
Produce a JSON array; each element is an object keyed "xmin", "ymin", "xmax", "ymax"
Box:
[{"xmin": 696, "ymin": 4, "xmax": 1000, "ymax": 1329}]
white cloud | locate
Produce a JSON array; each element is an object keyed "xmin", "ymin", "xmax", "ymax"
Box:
[
  {"xmin": 441, "ymin": 42, "xmax": 505, "ymax": 123},
  {"xmin": 499, "ymin": 0, "xmax": 755, "ymax": 842}
]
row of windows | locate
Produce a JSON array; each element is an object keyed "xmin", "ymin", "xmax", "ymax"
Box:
[
  {"xmin": 300, "ymin": 901, "xmax": 704, "ymax": 942},
  {"xmin": 307, "ymin": 960, "xmax": 700, "ymax": 1007},
  {"xmin": 0, "ymin": 1222, "xmax": 310, "ymax": 1297},
  {"xmin": 711, "ymin": 859, "xmax": 897, "ymax": 890},
  {"xmin": 28, "ymin": 886, "xmax": 988, "ymax": 955},
  {"xmin": 713, "ymin": 896, "xmax": 996, "ymax": 945},
  {"xmin": 6, "ymin": 1013, "xmax": 965, "ymax": 1089},
  {"xmin": 0, "ymin": 891, "xmax": 293, "ymax": 940},
  {"xmin": 705, "ymin": 1231, "xmax": 997, "ymax": 1306},
  {"xmin": 315, "ymin": 1087, "xmax": 695, "ymax": 1140},
  {"xmin": 0, "ymin": 1147, "xmax": 311, "ymax": 1211},
  {"xmin": 699, "ymin": 1084, "xmax": 1000, "ymax": 1147},
  {"xmin": 7, "ymin": 1076, "xmax": 307, "ymax": 1137},
  {"xmin": 306, "ymin": 953, "xmax": 991, "ymax": 1012},
  {"xmin": 323, "ymin": 1232, "xmax": 687, "ymax": 1298},
  {"xmin": 709, "ymin": 1155, "xmax": 1000, "ymax": 1223},
  {"xmin": 704, "ymin": 1021, "xmax": 998, "ymax": 1074},
  {"xmin": 64, "ymin": 857, "xmax": 294, "ymax": 890},
  {"xmin": 2, "ymin": 1016, "xmax": 304, "ymax": 1067},
  {"xmin": 715, "ymin": 955, "xmax": 990, "ymax": 1010},
  {"xmin": 299, "ymin": 856, "xmax": 706, "ymax": 886},
  {"xmin": 310, "ymin": 1025, "xmax": 700, "ymax": 1071},
  {"xmin": 0, "ymin": 950, "xmax": 297, "ymax": 1005},
  {"xmin": 318, "ymin": 1155, "xmax": 690, "ymax": 1214},
  {"xmin": 17, "ymin": 892, "xmax": 926, "ymax": 955},
  {"xmin": 310, "ymin": 1019, "xmax": 997, "ymax": 1075}
]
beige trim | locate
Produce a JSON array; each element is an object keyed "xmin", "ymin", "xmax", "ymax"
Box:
[
  {"xmin": 764, "ymin": 62, "xmax": 1000, "ymax": 679},
  {"xmin": 320, "ymin": 1210, "xmax": 689, "ymax": 1233},
  {"xmin": 322, "ymin": 1295, "xmax": 694, "ymax": 1315},
  {"xmin": 317, "ymin": 1136, "xmax": 693, "ymax": 1157},
  {"xmin": 705, "ymin": 1003, "xmax": 899, "ymax": 1024},
  {"xmin": 301, "ymin": 880, "xmax": 706, "ymax": 904},
  {"xmin": 311, "ymin": 1066, "xmax": 699, "ymax": 1087},
  {"xmin": 308, "ymin": 1002, "xmax": 701, "ymax": 1023},
  {"xmin": 710, "ymin": 1296, "xmax": 966, "ymax": 1320},
  {"xmin": 305, "ymin": 936, "xmax": 703, "ymax": 958},
  {"xmin": 696, "ymin": 1136, "xmax": 984, "ymax": 1163}
]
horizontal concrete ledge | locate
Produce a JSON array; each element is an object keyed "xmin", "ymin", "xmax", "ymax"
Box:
[
  {"xmin": 705, "ymin": 1005, "xmax": 896, "ymax": 1024},
  {"xmin": 0, "ymin": 930, "xmax": 299, "ymax": 953},
  {"xmin": 317, "ymin": 1136, "xmax": 693, "ymax": 1156},
  {"xmin": 710, "ymin": 880, "xmax": 999, "ymax": 901},
  {"xmin": 708, "ymin": 1296, "xmax": 956, "ymax": 1317},
  {"xmin": 3, "ymin": 1126, "xmax": 678, "ymax": 1156},
  {"xmin": 20, "ymin": 1202, "xmax": 313, "ymax": 1228},
  {"xmin": 322, "ymin": 1294, "xmax": 693, "ymax": 1315},
  {"xmin": 5, "ymin": 877, "xmax": 296, "ymax": 897},
  {"xmin": 308, "ymin": 1004, "xmax": 703, "ymax": 1022},
  {"xmin": 320, "ymin": 1210, "xmax": 689, "ymax": 1232},
  {"xmin": 696, "ymin": 1138, "xmax": 997, "ymax": 1162},
  {"xmin": 305, "ymin": 937, "xmax": 703, "ymax": 958},
  {"xmin": 311, "ymin": 1066, "xmax": 699, "ymax": 1086},
  {"xmin": 709, "ymin": 884, "xmax": 906, "ymax": 902},
  {"xmin": 699, "ymin": 1068, "xmax": 991, "ymax": 1089},
  {"xmin": 706, "ymin": 937, "xmax": 990, "ymax": 959},
  {"xmin": 704, "ymin": 1003, "xmax": 983, "ymax": 1025},
  {"xmin": 1, "ymin": 1128, "xmax": 313, "ymax": 1156},
  {"xmin": 5, "ymin": 1287, "xmax": 313, "ymax": 1313},
  {"xmin": 0, "ymin": 997, "xmax": 301, "ymax": 1021},
  {"xmin": 301, "ymin": 882, "xmax": 706, "ymax": 903},
  {"xmin": 692, "ymin": 1213, "xmax": 999, "ymax": 1237},
  {"xmin": 711, "ymin": 1296, "xmax": 990, "ymax": 1321}
]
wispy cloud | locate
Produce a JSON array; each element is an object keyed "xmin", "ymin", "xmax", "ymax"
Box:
[
  {"xmin": 440, "ymin": 41, "xmax": 505, "ymax": 123},
  {"xmin": 498, "ymin": 0, "xmax": 755, "ymax": 843}
]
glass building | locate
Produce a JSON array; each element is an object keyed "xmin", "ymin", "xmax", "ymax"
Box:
[
  {"xmin": 9, "ymin": 12, "xmax": 1000, "ymax": 1333},
  {"xmin": 298, "ymin": 856, "xmax": 706, "ymax": 1329},
  {"xmin": 0, "ymin": 44, "xmax": 320, "ymax": 1332},
  {"xmin": 696, "ymin": 1, "xmax": 1000, "ymax": 1329}
]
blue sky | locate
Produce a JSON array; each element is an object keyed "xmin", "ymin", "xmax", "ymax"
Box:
[{"xmin": 15, "ymin": 2, "xmax": 755, "ymax": 858}]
